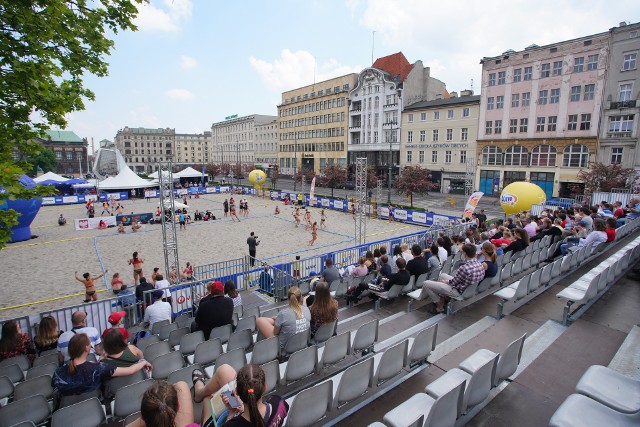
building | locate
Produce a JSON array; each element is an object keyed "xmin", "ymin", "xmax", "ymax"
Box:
[
  {"xmin": 598, "ymin": 22, "xmax": 640, "ymax": 175},
  {"xmin": 211, "ymin": 114, "xmax": 276, "ymax": 172},
  {"xmin": 115, "ymin": 127, "xmax": 175, "ymax": 174},
  {"xmin": 401, "ymin": 92, "xmax": 480, "ymax": 194},
  {"xmin": 255, "ymin": 119, "xmax": 278, "ymax": 171},
  {"xmin": 348, "ymin": 52, "xmax": 447, "ymax": 177},
  {"xmin": 35, "ymin": 130, "xmax": 88, "ymax": 177},
  {"xmin": 477, "ymin": 32, "xmax": 609, "ymax": 199},
  {"xmin": 175, "ymin": 131, "xmax": 211, "ymax": 166},
  {"xmin": 277, "ymin": 74, "xmax": 357, "ymax": 176}
]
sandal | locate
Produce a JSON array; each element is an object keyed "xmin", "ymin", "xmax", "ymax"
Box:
[{"xmin": 192, "ymin": 368, "xmax": 207, "ymax": 388}]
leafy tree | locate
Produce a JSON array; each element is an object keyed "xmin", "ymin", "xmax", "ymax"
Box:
[
  {"xmin": 0, "ymin": 0, "xmax": 143, "ymax": 248},
  {"xmin": 576, "ymin": 161, "xmax": 639, "ymax": 195},
  {"xmin": 394, "ymin": 165, "xmax": 439, "ymax": 208},
  {"xmin": 205, "ymin": 163, "xmax": 222, "ymax": 180},
  {"xmin": 293, "ymin": 168, "xmax": 315, "ymax": 186},
  {"xmin": 21, "ymin": 148, "xmax": 57, "ymax": 176},
  {"xmin": 367, "ymin": 166, "xmax": 384, "ymax": 190},
  {"xmin": 318, "ymin": 164, "xmax": 347, "ymax": 197}
]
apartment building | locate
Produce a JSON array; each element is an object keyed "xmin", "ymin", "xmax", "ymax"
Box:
[
  {"xmin": 277, "ymin": 74, "xmax": 357, "ymax": 176},
  {"xmin": 477, "ymin": 32, "xmax": 609, "ymax": 198},
  {"xmin": 598, "ymin": 22, "xmax": 640, "ymax": 174},
  {"xmin": 255, "ymin": 119, "xmax": 278, "ymax": 170},
  {"xmin": 115, "ymin": 127, "xmax": 175, "ymax": 174},
  {"xmin": 401, "ymin": 92, "xmax": 480, "ymax": 194},
  {"xmin": 35, "ymin": 130, "xmax": 88, "ymax": 177},
  {"xmin": 175, "ymin": 131, "xmax": 211, "ymax": 166},
  {"xmin": 211, "ymin": 114, "xmax": 276, "ymax": 170}
]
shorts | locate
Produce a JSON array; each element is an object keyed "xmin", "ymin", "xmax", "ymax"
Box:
[
  {"xmin": 180, "ymin": 221, "xmax": 185, "ymax": 225},
  {"xmin": 134, "ymin": 269, "xmax": 142, "ymax": 274}
]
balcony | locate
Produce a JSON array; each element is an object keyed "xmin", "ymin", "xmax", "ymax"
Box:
[
  {"xmin": 606, "ymin": 131, "xmax": 633, "ymax": 139},
  {"xmin": 609, "ymin": 100, "xmax": 637, "ymax": 109},
  {"xmin": 350, "ymin": 108, "xmax": 362, "ymax": 115},
  {"xmin": 349, "ymin": 124, "xmax": 362, "ymax": 131},
  {"xmin": 383, "ymin": 103, "xmax": 398, "ymax": 110},
  {"xmin": 382, "ymin": 121, "xmax": 398, "ymax": 128}
]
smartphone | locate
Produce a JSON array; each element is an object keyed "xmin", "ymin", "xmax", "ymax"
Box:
[{"xmin": 222, "ymin": 390, "xmax": 241, "ymax": 408}]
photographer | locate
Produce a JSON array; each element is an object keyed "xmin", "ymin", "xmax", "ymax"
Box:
[{"xmin": 247, "ymin": 231, "xmax": 259, "ymax": 267}]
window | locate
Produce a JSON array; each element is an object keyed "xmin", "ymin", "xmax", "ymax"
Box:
[
  {"xmin": 568, "ymin": 114, "xmax": 578, "ymax": 130},
  {"xmin": 548, "ymin": 116, "xmax": 558, "ymax": 131},
  {"xmin": 496, "ymin": 96, "xmax": 504, "ymax": 109},
  {"xmin": 66, "ymin": 152, "xmax": 72, "ymax": 160},
  {"xmin": 509, "ymin": 119, "xmax": 518, "ymax": 133},
  {"xmin": 570, "ymin": 86, "xmax": 581, "ymax": 102},
  {"xmin": 374, "ymin": 131, "xmax": 378, "ymax": 142},
  {"xmin": 431, "ymin": 151, "xmax": 437, "ymax": 163},
  {"xmin": 584, "ymin": 84, "xmax": 595, "ymax": 101},
  {"xmin": 460, "ymin": 150, "xmax": 467, "ymax": 163},
  {"xmin": 513, "ymin": 68, "xmax": 522, "ymax": 82},
  {"xmin": 446, "ymin": 129, "xmax": 453, "ymax": 141},
  {"xmin": 498, "ymin": 71, "xmax": 506, "ymax": 84},
  {"xmin": 488, "ymin": 73, "xmax": 496, "ymax": 86},
  {"xmin": 461, "ymin": 128, "xmax": 468, "ymax": 140},
  {"xmin": 611, "ymin": 147, "xmax": 623, "ymax": 164},
  {"xmin": 550, "ymin": 88, "xmax": 560, "ymax": 104},
  {"xmin": 485, "ymin": 121, "xmax": 493, "ymax": 134},
  {"xmin": 522, "ymin": 92, "xmax": 531, "ymax": 106},
  {"xmin": 419, "ymin": 150, "xmax": 425, "ymax": 163},
  {"xmin": 520, "ymin": 118, "xmax": 528, "ymax": 132},
  {"xmin": 531, "ymin": 145, "xmax": 557, "ymax": 166},
  {"xmin": 538, "ymin": 90, "xmax": 548, "ymax": 105},
  {"xmin": 505, "ymin": 145, "xmax": 529, "ymax": 166},
  {"xmin": 432, "ymin": 130, "xmax": 438, "ymax": 141},
  {"xmin": 608, "ymin": 115, "xmax": 634, "ymax": 132},
  {"xmin": 619, "ymin": 83, "xmax": 633, "ymax": 101},
  {"xmin": 447, "ymin": 109, "xmax": 454, "ymax": 119},
  {"xmin": 541, "ymin": 63, "xmax": 551, "ymax": 78},
  {"xmin": 420, "ymin": 112, "xmax": 427, "ymax": 121},
  {"xmin": 580, "ymin": 113, "xmax": 591, "ymax": 130},
  {"xmin": 524, "ymin": 66, "xmax": 532, "ymax": 80},
  {"xmin": 574, "ymin": 57, "xmax": 584, "ymax": 73},
  {"xmin": 553, "ymin": 61, "xmax": 562, "ymax": 76},
  {"xmin": 587, "ymin": 54, "xmax": 598, "ymax": 70},
  {"xmin": 420, "ymin": 130, "xmax": 426, "ymax": 142},
  {"xmin": 563, "ymin": 144, "xmax": 589, "ymax": 167},
  {"xmin": 445, "ymin": 151, "xmax": 452, "ymax": 163},
  {"xmin": 536, "ymin": 117, "xmax": 546, "ymax": 132},
  {"xmin": 482, "ymin": 146, "xmax": 503, "ymax": 165},
  {"xmin": 623, "ymin": 53, "xmax": 637, "ymax": 70},
  {"xmin": 487, "ymin": 97, "xmax": 494, "ymax": 110},
  {"xmin": 462, "ymin": 107, "xmax": 470, "ymax": 117},
  {"xmin": 55, "ymin": 151, "xmax": 62, "ymax": 159},
  {"xmin": 495, "ymin": 120, "xmax": 502, "ymax": 134},
  {"xmin": 434, "ymin": 111, "xmax": 440, "ymax": 120},
  {"xmin": 511, "ymin": 93, "xmax": 520, "ymax": 107},
  {"xmin": 408, "ymin": 114, "xmax": 414, "ymax": 123},
  {"xmin": 407, "ymin": 151, "xmax": 412, "ymax": 163},
  {"xmin": 407, "ymin": 131, "xmax": 413, "ymax": 142}
]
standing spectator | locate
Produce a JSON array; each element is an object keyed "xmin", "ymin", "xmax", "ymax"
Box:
[
  {"xmin": 0, "ymin": 320, "xmax": 35, "ymax": 364},
  {"xmin": 195, "ymin": 281, "xmax": 234, "ymax": 340},
  {"xmin": 247, "ymin": 232, "xmax": 258, "ymax": 267},
  {"xmin": 34, "ymin": 316, "xmax": 63, "ymax": 355},
  {"xmin": 143, "ymin": 290, "xmax": 172, "ymax": 330},
  {"xmin": 135, "ymin": 277, "xmax": 154, "ymax": 316},
  {"xmin": 57, "ymin": 311, "xmax": 102, "ymax": 363},
  {"xmin": 477, "ymin": 209, "xmax": 487, "ymax": 229},
  {"xmin": 224, "ymin": 280, "xmax": 242, "ymax": 308}
]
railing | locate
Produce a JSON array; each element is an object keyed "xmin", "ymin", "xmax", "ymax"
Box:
[
  {"xmin": 609, "ymin": 100, "xmax": 636, "ymax": 109},
  {"xmin": 383, "ymin": 103, "xmax": 398, "ymax": 109}
]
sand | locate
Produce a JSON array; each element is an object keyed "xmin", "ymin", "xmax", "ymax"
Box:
[{"xmin": 0, "ymin": 193, "xmax": 424, "ymax": 319}]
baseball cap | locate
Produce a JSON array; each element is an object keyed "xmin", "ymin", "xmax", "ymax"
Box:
[
  {"xmin": 210, "ymin": 281, "xmax": 224, "ymax": 294},
  {"xmin": 153, "ymin": 289, "xmax": 165, "ymax": 299},
  {"xmin": 108, "ymin": 311, "xmax": 126, "ymax": 324},
  {"xmin": 309, "ymin": 271, "xmax": 317, "ymax": 276}
]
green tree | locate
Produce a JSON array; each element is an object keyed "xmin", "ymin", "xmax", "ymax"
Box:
[
  {"xmin": 318, "ymin": 164, "xmax": 347, "ymax": 197},
  {"xmin": 21, "ymin": 148, "xmax": 57, "ymax": 176},
  {"xmin": 394, "ymin": 165, "xmax": 439, "ymax": 208},
  {"xmin": 0, "ymin": 0, "xmax": 143, "ymax": 248}
]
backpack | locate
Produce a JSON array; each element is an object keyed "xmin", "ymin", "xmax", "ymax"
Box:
[{"xmin": 133, "ymin": 330, "xmax": 151, "ymax": 345}]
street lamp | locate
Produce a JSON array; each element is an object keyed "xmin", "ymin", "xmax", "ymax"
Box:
[
  {"xmin": 387, "ymin": 89, "xmax": 401, "ymax": 205},
  {"xmin": 236, "ymin": 136, "xmax": 240, "ymax": 186}
]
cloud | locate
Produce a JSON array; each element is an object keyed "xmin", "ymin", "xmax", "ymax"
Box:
[
  {"xmin": 135, "ymin": 0, "xmax": 192, "ymax": 32},
  {"xmin": 180, "ymin": 55, "xmax": 198, "ymax": 70},
  {"xmin": 249, "ymin": 49, "xmax": 363, "ymax": 92},
  {"xmin": 129, "ymin": 106, "xmax": 162, "ymax": 128},
  {"xmin": 165, "ymin": 88, "xmax": 194, "ymax": 100}
]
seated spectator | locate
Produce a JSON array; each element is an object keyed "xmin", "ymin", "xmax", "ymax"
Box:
[
  {"xmin": 101, "ymin": 329, "xmax": 143, "ymax": 368},
  {"xmin": 562, "ymin": 218, "xmax": 608, "ymax": 255},
  {"xmin": 427, "ymin": 244, "xmax": 442, "ymax": 272},
  {"xmin": 143, "ymin": 290, "xmax": 172, "ymax": 329},
  {"xmin": 256, "ymin": 287, "xmax": 310, "ymax": 350},
  {"xmin": 605, "ymin": 217, "xmax": 617, "ymax": 242},
  {"xmin": 436, "ymin": 238, "xmax": 448, "ymax": 263},
  {"xmin": 377, "ymin": 255, "xmax": 392, "ymax": 279},
  {"xmin": 58, "ymin": 214, "xmax": 67, "ymax": 226},
  {"xmin": 380, "ymin": 257, "xmax": 410, "ymax": 291},
  {"xmin": 480, "ymin": 242, "xmax": 499, "ymax": 278},
  {"xmin": 102, "ymin": 311, "xmax": 129, "ymax": 340},
  {"xmin": 350, "ymin": 257, "xmax": 368, "ymax": 279},
  {"xmin": 258, "ymin": 265, "xmax": 274, "ymax": 291},
  {"xmin": 376, "ymin": 246, "xmax": 388, "ymax": 269},
  {"xmin": 127, "ymin": 380, "xmax": 194, "ymax": 427},
  {"xmin": 34, "ymin": 316, "xmax": 63, "ymax": 356},
  {"xmin": 491, "ymin": 230, "xmax": 513, "ymax": 248},
  {"xmin": 52, "ymin": 333, "xmax": 151, "ymax": 396},
  {"xmin": 503, "ymin": 228, "xmax": 529, "ymax": 253},
  {"xmin": 224, "ymin": 280, "xmax": 242, "ymax": 308},
  {"xmin": 391, "ymin": 245, "xmax": 403, "ymax": 264},
  {"xmin": 306, "ymin": 282, "xmax": 338, "ymax": 338},
  {"xmin": 400, "ymin": 243, "xmax": 413, "ymax": 262},
  {"xmin": 406, "ymin": 244, "xmax": 428, "ymax": 282},
  {"xmin": 195, "ymin": 281, "xmax": 234, "ymax": 340},
  {"xmin": 364, "ymin": 251, "xmax": 377, "ymax": 273},
  {"xmin": 57, "ymin": 311, "xmax": 102, "ymax": 363},
  {"xmin": 0, "ymin": 320, "xmax": 36, "ymax": 364}
]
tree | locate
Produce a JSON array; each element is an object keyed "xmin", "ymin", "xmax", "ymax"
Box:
[
  {"xmin": 0, "ymin": 0, "xmax": 143, "ymax": 248},
  {"xmin": 318, "ymin": 164, "xmax": 347, "ymax": 197},
  {"xmin": 394, "ymin": 165, "xmax": 439, "ymax": 208},
  {"xmin": 21, "ymin": 148, "xmax": 57, "ymax": 176},
  {"xmin": 366, "ymin": 166, "xmax": 384, "ymax": 190},
  {"xmin": 293, "ymin": 168, "xmax": 315, "ymax": 186},
  {"xmin": 204, "ymin": 163, "xmax": 222, "ymax": 181},
  {"xmin": 576, "ymin": 161, "xmax": 639, "ymax": 195}
]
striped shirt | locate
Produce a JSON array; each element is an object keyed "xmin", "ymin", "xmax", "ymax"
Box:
[{"xmin": 57, "ymin": 326, "xmax": 101, "ymax": 362}]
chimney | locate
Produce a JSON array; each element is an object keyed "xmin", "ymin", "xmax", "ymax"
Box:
[{"xmin": 449, "ymin": 91, "xmax": 458, "ymax": 98}]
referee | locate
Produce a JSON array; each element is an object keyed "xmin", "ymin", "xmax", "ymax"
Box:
[{"xmin": 247, "ymin": 231, "xmax": 258, "ymax": 267}]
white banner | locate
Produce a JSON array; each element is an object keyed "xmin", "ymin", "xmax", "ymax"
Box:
[
  {"xmin": 309, "ymin": 177, "xmax": 317, "ymax": 205},
  {"xmin": 85, "ymin": 195, "xmax": 99, "ymax": 202},
  {"xmin": 394, "ymin": 209, "xmax": 408, "ymax": 220},
  {"xmin": 412, "ymin": 211, "xmax": 427, "ymax": 223},
  {"xmin": 462, "ymin": 191, "xmax": 484, "ymax": 219},
  {"xmin": 42, "ymin": 197, "xmax": 56, "ymax": 205},
  {"xmin": 62, "ymin": 196, "xmax": 78, "ymax": 204},
  {"xmin": 334, "ymin": 200, "xmax": 344, "ymax": 209},
  {"xmin": 74, "ymin": 216, "xmax": 117, "ymax": 231}
]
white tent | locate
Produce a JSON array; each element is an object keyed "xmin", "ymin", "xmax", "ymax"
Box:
[
  {"xmin": 148, "ymin": 171, "xmax": 158, "ymax": 179},
  {"xmin": 159, "ymin": 200, "xmax": 189, "ymax": 209},
  {"xmin": 175, "ymin": 167, "xmax": 204, "ymax": 178},
  {"xmin": 98, "ymin": 166, "xmax": 157, "ymax": 190},
  {"xmin": 33, "ymin": 171, "xmax": 68, "ymax": 183}
]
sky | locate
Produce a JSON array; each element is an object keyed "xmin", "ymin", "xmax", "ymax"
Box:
[{"xmin": 65, "ymin": 0, "xmax": 640, "ymax": 152}]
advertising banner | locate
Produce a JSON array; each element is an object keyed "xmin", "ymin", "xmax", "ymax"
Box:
[
  {"xmin": 309, "ymin": 177, "xmax": 316, "ymax": 205},
  {"xmin": 116, "ymin": 212, "xmax": 154, "ymax": 226},
  {"xmin": 462, "ymin": 191, "xmax": 484, "ymax": 219},
  {"xmin": 74, "ymin": 216, "xmax": 117, "ymax": 230}
]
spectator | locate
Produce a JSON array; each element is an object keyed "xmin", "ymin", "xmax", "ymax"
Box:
[
  {"xmin": 350, "ymin": 257, "xmax": 368, "ymax": 279},
  {"xmin": 436, "ymin": 238, "xmax": 448, "ymax": 264},
  {"xmin": 306, "ymin": 282, "xmax": 338, "ymax": 338},
  {"xmin": 406, "ymin": 244, "xmax": 429, "ymax": 283},
  {"xmin": 258, "ymin": 266, "xmax": 274, "ymax": 292},
  {"xmin": 562, "ymin": 218, "xmax": 608, "ymax": 255},
  {"xmin": 102, "ymin": 311, "xmax": 129, "ymax": 341},
  {"xmin": 440, "ymin": 236, "xmax": 453, "ymax": 257},
  {"xmin": 364, "ymin": 251, "xmax": 377, "ymax": 273},
  {"xmin": 34, "ymin": 316, "xmax": 63, "ymax": 356},
  {"xmin": 377, "ymin": 255, "xmax": 393, "ymax": 279},
  {"xmin": 422, "ymin": 244, "xmax": 485, "ymax": 314},
  {"xmin": 400, "ymin": 243, "xmax": 413, "ymax": 262},
  {"xmin": 319, "ymin": 258, "xmax": 341, "ymax": 286},
  {"xmin": 576, "ymin": 208, "xmax": 594, "ymax": 232},
  {"xmin": 626, "ymin": 197, "xmax": 640, "ymax": 220},
  {"xmin": 427, "ymin": 244, "xmax": 442, "ymax": 272},
  {"xmin": 380, "ymin": 257, "xmax": 410, "ymax": 291},
  {"xmin": 503, "ymin": 228, "xmax": 530, "ymax": 253},
  {"xmin": 57, "ymin": 311, "xmax": 101, "ymax": 363},
  {"xmin": 376, "ymin": 246, "xmax": 388, "ymax": 269},
  {"xmin": 101, "ymin": 329, "xmax": 143, "ymax": 368},
  {"xmin": 195, "ymin": 281, "xmax": 234, "ymax": 340},
  {"xmin": 143, "ymin": 290, "xmax": 172, "ymax": 329},
  {"xmin": 155, "ymin": 273, "xmax": 171, "ymax": 303},
  {"xmin": 477, "ymin": 209, "xmax": 487, "ymax": 229},
  {"xmin": 132, "ymin": 380, "xmax": 194, "ymax": 427},
  {"xmin": 523, "ymin": 217, "xmax": 538, "ymax": 238},
  {"xmin": 391, "ymin": 245, "xmax": 403, "ymax": 264},
  {"xmin": 605, "ymin": 217, "xmax": 617, "ymax": 242},
  {"xmin": 256, "ymin": 287, "xmax": 310, "ymax": 351},
  {"xmin": 224, "ymin": 280, "xmax": 242, "ymax": 308},
  {"xmin": 480, "ymin": 242, "xmax": 499, "ymax": 278},
  {"xmin": 0, "ymin": 320, "xmax": 35, "ymax": 364},
  {"xmin": 491, "ymin": 229, "xmax": 513, "ymax": 248},
  {"xmin": 135, "ymin": 277, "xmax": 154, "ymax": 315}
]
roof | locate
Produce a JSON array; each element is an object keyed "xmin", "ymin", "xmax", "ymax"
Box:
[
  {"xmin": 372, "ymin": 52, "xmax": 413, "ymax": 83},
  {"xmin": 42, "ymin": 130, "xmax": 84, "ymax": 143},
  {"xmin": 404, "ymin": 95, "xmax": 481, "ymax": 110}
]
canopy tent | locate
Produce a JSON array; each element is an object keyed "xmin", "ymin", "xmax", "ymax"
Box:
[
  {"xmin": 159, "ymin": 200, "xmax": 189, "ymax": 210},
  {"xmin": 36, "ymin": 179, "xmax": 66, "ymax": 186},
  {"xmin": 63, "ymin": 178, "xmax": 88, "ymax": 185},
  {"xmin": 72, "ymin": 179, "xmax": 99, "ymax": 189},
  {"xmin": 175, "ymin": 167, "xmax": 204, "ymax": 178},
  {"xmin": 148, "ymin": 171, "xmax": 158, "ymax": 179},
  {"xmin": 97, "ymin": 166, "xmax": 157, "ymax": 190},
  {"xmin": 33, "ymin": 172, "xmax": 68, "ymax": 183}
]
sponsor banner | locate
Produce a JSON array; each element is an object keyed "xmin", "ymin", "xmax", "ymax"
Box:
[
  {"xmin": 42, "ymin": 197, "xmax": 56, "ymax": 205},
  {"xmin": 334, "ymin": 200, "xmax": 344, "ymax": 210},
  {"xmin": 43, "ymin": 192, "xmax": 128, "ymax": 205},
  {"xmin": 462, "ymin": 191, "xmax": 484, "ymax": 219},
  {"xmin": 321, "ymin": 198, "xmax": 330, "ymax": 207},
  {"xmin": 74, "ymin": 216, "xmax": 117, "ymax": 230},
  {"xmin": 394, "ymin": 209, "xmax": 408, "ymax": 220},
  {"xmin": 62, "ymin": 196, "xmax": 78, "ymax": 204},
  {"xmin": 116, "ymin": 212, "xmax": 154, "ymax": 226},
  {"xmin": 412, "ymin": 211, "xmax": 427, "ymax": 224}
]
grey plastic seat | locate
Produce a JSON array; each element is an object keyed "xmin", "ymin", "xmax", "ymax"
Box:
[
  {"xmin": 227, "ymin": 328, "xmax": 253, "ymax": 352},
  {"xmin": 114, "ymin": 378, "xmax": 154, "ymax": 419},
  {"xmin": 175, "ymin": 313, "xmax": 192, "ymax": 329},
  {"xmin": 521, "ymin": 253, "xmax": 532, "ymax": 271},
  {"xmin": 180, "ymin": 331, "xmax": 205, "ymax": 358},
  {"xmin": 0, "ymin": 355, "xmax": 30, "ymax": 372},
  {"xmin": 13, "ymin": 375, "xmax": 53, "ymax": 401},
  {"xmin": 51, "ymin": 396, "xmax": 105, "ymax": 427},
  {"xmin": 136, "ymin": 334, "xmax": 160, "ymax": 352},
  {"xmin": 144, "ymin": 340, "xmax": 171, "ymax": 362},
  {"xmin": 549, "ymin": 393, "xmax": 640, "ymax": 427},
  {"xmin": 236, "ymin": 315, "xmax": 256, "ymax": 333},
  {"xmin": 540, "ymin": 263, "xmax": 553, "ymax": 286},
  {"xmin": 152, "ymin": 351, "xmax": 184, "ymax": 379},
  {"xmin": 371, "ymin": 340, "xmax": 408, "ymax": 386},
  {"xmin": 32, "ymin": 352, "xmax": 58, "ymax": 368},
  {"xmin": 209, "ymin": 324, "xmax": 233, "ymax": 344},
  {"xmin": 104, "ymin": 369, "xmax": 146, "ymax": 400},
  {"xmin": 494, "ymin": 275, "xmax": 530, "ymax": 302},
  {"xmin": 335, "ymin": 279, "xmax": 350, "ymax": 298},
  {"xmin": 285, "ymin": 380, "xmax": 333, "ymax": 427},
  {"xmin": 494, "ymin": 333, "xmax": 526, "ymax": 386},
  {"xmin": 298, "ymin": 280, "xmax": 310, "ymax": 295},
  {"xmin": 351, "ymin": 319, "xmax": 379, "ymax": 355},
  {"xmin": 332, "ymin": 357, "xmax": 374, "ymax": 409},
  {"xmin": 424, "ymin": 371, "xmax": 468, "ymax": 427},
  {"xmin": 0, "ymin": 394, "xmax": 50, "ymax": 427},
  {"xmin": 159, "ymin": 322, "xmax": 178, "ymax": 341},
  {"xmin": 318, "ymin": 331, "xmax": 350, "ymax": 368},
  {"xmin": 260, "ymin": 359, "xmax": 279, "ymax": 394},
  {"xmin": 26, "ymin": 362, "xmax": 57, "ymax": 380},
  {"xmin": 167, "ymin": 364, "xmax": 201, "ymax": 386},
  {"xmin": 0, "ymin": 363, "xmax": 24, "ymax": 383},
  {"xmin": 242, "ymin": 306, "xmax": 260, "ymax": 321},
  {"xmin": 499, "ymin": 262, "xmax": 513, "ymax": 284},
  {"xmin": 168, "ymin": 326, "xmax": 190, "ymax": 348},
  {"xmin": 329, "ymin": 278, "xmax": 342, "ymax": 293},
  {"xmin": 212, "ymin": 348, "xmax": 246, "ymax": 375},
  {"xmin": 310, "ymin": 321, "xmax": 336, "ymax": 345},
  {"xmin": 233, "ymin": 304, "xmax": 243, "ymax": 319},
  {"xmin": 193, "ymin": 338, "xmax": 223, "ymax": 367},
  {"xmin": 261, "ymin": 307, "xmax": 279, "ymax": 319},
  {"xmin": 511, "ymin": 256, "xmax": 524, "ymax": 276},
  {"xmin": 283, "ymin": 329, "xmax": 309, "ymax": 356},
  {"xmin": 383, "ymin": 385, "xmax": 463, "ymax": 427},
  {"xmin": 372, "ymin": 284, "xmax": 405, "ymax": 309},
  {"xmin": 427, "ymin": 267, "xmax": 442, "ymax": 281},
  {"xmin": 575, "ymin": 365, "xmax": 640, "ymax": 414},
  {"xmin": 0, "ymin": 375, "xmax": 14, "ymax": 400},
  {"xmin": 453, "ymin": 281, "xmax": 478, "ymax": 301},
  {"xmin": 280, "ymin": 345, "xmax": 317, "ymax": 385},
  {"xmin": 150, "ymin": 319, "xmax": 170, "ymax": 336},
  {"xmin": 413, "ymin": 272, "xmax": 429, "ymax": 290},
  {"xmin": 401, "ymin": 276, "xmax": 416, "ymax": 294},
  {"xmin": 250, "ymin": 336, "xmax": 279, "ymax": 365},
  {"xmin": 405, "ymin": 324, "xmax": 438, "ymax": 367},
  {"xmin": 476, "ymin": 276, "xmax": 492, "ymax": 293}
]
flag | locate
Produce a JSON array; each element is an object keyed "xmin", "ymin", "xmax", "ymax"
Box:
[
  {"xmin": 201, "ymin": 165, "xmax": 205, "ymax": 186},
  {"xmin": 462, "ymin": 192, "xmax": 484, "ymax": 219},
  {"xmin": 309, "ymin": 176, "xmax": 316, "ymax": 205}
]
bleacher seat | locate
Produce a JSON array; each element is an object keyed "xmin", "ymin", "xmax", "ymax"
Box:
[
  {"xmin": 282, "ymin": 330, "xmax": 309, "ymax": 356},
  {"xmin": 175, "ymin": 313, "xmax": 192, "ymax": 329},
  {"xmin": 318, "ymin": 331, "xmax": 350, "ymax": 369},
  {"xmin": 51, "ymin": 397, "xmax": 105, "ymax": 427},
  {"xmin": 209, "ymin": 324, "xmax": 232, "ymax": 344},
  {"xmin": 0, "ymin": 364, "xmax": 23, "ymax": 383},
  {"xmin": 209, "ymin": 348, "xmax": 246, "ymax": 377},
  {"xmin": 0, "ymin": 355, "xmax": 30, "ymax": 372},
  {"xmin": 226, "ymin": 329, "xmax": 253, "ymax": 353},
  {"xmin": 574, "ymin": 365, "xmax": 640, "ymax": 414},
  {"xmin": 0, "ymin": 375, "xmax": 14, "ymax": 401},
  {"xmin": 549, "ymin": 393, "xmax": 640, "ymax": 427},
  {"xmin": 193, "ymin": 338, "xmax": 223, "ymax": 367},
  {"xmin": 13, "ymin": 375, "xmax": 53, "ymax": 402},
  {"xmin": 405, "ymin": 324, "xmax": 437, "ymax": 368},
  {"xmin": 26, "ymin": 362, "xmax": 56, "ymax": 380},
  {"xmin": 279, "ymin": 345, "xmax": 317, "ymax": 385},
  {"xmin": 310, "ymin": 320, "xmax": 337, "ymax": 345},
  {"xmin": 104, "ymin": 370, "xmax": 146, "ymax": 400},
  {"xmin": 236, "ymin": 315, "xmax": 256, "ymax": 333},
  {"xmin": 0, "ymin": 394, "xmax": 51, "ymax": 427},
  {"xmin": 372, "ymin": 284, "xmax": 404, "ymax": 310},
  {"xmin": 32, "ymin": 353, "xmax": 58, "ymax": 368},
  {"xmin": 135, "ymin": 334, "xmax": 160, "ymax": 352},
  {"xmin": 249, "ymin": 336, "xmax": 279, "ymax": 365},
  {"xmin": 159, "ymin": 322, "xmax": 178, "ymax": 341},
  {"xmin": 331, "ymin": 357, "xmax": 374, "ymax": 409},
  {"xmin": 152, "ymin": 351, "xmax": 184, "ymax": 380},
  {"xmin": 150, "ymin": 319, "xmax": 170, "ymax": 336},
  {"xmin": 167, "ymin": 364, "xmax": 201, "ymax": 386},
  {"xmin": 60, "ymin": 389, "xmax": 100, "ymax": 408},
  {"xmin": 113, "ymin": 379, "xmax": 154, "ymax": 419},
  {"xmin": 144, "ymin": 340, "xmax": 171, "ymax": 363},
  {"xmin": 494, "ymin": 333, "xmax": 526, "ymax": 386},
  {"xmin": 371, "ymin": 340, "xmax": 408, "ymax": 387},
  {"xmin": 285, "ymin": 380, "xmax": 333, "ymax": 427},
  {"xmin": 260, "ymin": 359, "xmax": 280, "ymax": 394},
  {"xmin": 180, "ymin": 331, "xmax": 205, "ymax": 360},
  {"xmin": 351, "ymin": 319, "xmax": 379, "ymax": 355},
  {"xmin": 168, "ymin": 326, "xmax": 190, "ymax": 349}
]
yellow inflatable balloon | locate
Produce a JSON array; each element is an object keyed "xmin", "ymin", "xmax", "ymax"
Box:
[
  {"xmin": 500, "ymin": 182, "xmax": 547, "ymax": 215},
  {"xmin": 248, "ymin": 169, "xmax": 267, "ymax": 187}
]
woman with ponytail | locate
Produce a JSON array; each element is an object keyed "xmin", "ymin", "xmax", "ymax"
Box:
[
  {"xmin": 128, "ymin": 380, "xmax": 195, "ymax": 427},
  {"xmin": 256, "ymin": 286, "xmax": 311, "ymax": 350}
]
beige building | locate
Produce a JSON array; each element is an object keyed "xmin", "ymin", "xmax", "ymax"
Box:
[
  {"xmin": 115, "ymin": 127, "xmax": 175, "ymax": 174},
  {"xmin": 175, "ymin": 131, "xmax": 211, "ymax": 166},
  {"xmin": 211, "ymin": 114, "xmax": 276, "ymax": 170},
  {"xmin": 401, "ymin": 92, "xmax": 480, "ymax": 194},
  {"xmin": 255, "ymin": 119, "xmax": 278, "ymax": 169},
  {"xmin": 277, "ymin": 74, "xmax": 358, "ymax": 175}
]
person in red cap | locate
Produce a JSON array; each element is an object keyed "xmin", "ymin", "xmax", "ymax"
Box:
[
  {"xmin": 193, "ymin": 281, "xmax": 234, "ymax": 340},
  {"xmin": 102, "ymin": 311, "xmax": 129, "ymax": 340}
]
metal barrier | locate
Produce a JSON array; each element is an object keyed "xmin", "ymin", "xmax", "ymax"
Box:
[{"xmin": 192, "ymin": 257, "xmax": 254, "ymax": 289}]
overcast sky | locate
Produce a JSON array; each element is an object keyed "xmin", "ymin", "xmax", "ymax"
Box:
[{"xmin": 64, "ymin": 0, "xmax": 640, "ymax": 151}]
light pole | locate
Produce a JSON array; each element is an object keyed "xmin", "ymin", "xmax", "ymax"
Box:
[
  {"xmin": 387, "ymin": 133, "xmax": 393, "ymax": 204},
  {"xmin": 293, "ymin": 136, "xmax": 298, "ymax": 191},
  {"xmin": 236, "ymin": 136, "xmax": 240, "ymax": 186},
  {"xmin": 386, "ymin": 89, "xmax": 401, "ymax": 204}
]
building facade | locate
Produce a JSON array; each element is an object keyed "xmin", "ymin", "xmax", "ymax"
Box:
[
  {"xmin": 598, "ymin": 22, "xmax": 640, "ymax": 175},
  {"xmin": 211, "ymin": 114, "xmax": 276, "ymax": 172},
  {"xmin": 35, "ymin": 130, "xmax": 88, "ymax": 177},
  {"xmin": 115, "ymin": 127, "xmax": 175, "ymax": 174},
  {"xmin": 477, "ymin": 32, "xmax": 609, "ymax": 198},
  {"xmin": 348, "ymin": 52, "xmax": 447, "ymax": 177},
  {"xmin": 401, "ymin": 92, "xmax": 480, "ymax": 194},
  {"xmin": 175, "ymin": 131, "xmax": 211, "ymax": 166},
  {"xmin": 277, "ymin": 74, "xmax": 357, "ymax": 176},
  {"xmin": 255, "ymin": 119, "xmax": 278, "ymax": 170}
]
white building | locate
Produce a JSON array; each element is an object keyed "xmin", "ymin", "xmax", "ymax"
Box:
[
  {"xmin": 211, "ymin": 114, "xmax": 277, "ymax": 169},
  {"xmin": 255, "ymin": 119, "xmax": 278, "ymax": 170},
  {"xmin": 115, "ymin": 127, "xmax": 175, "ymax": 174}
]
